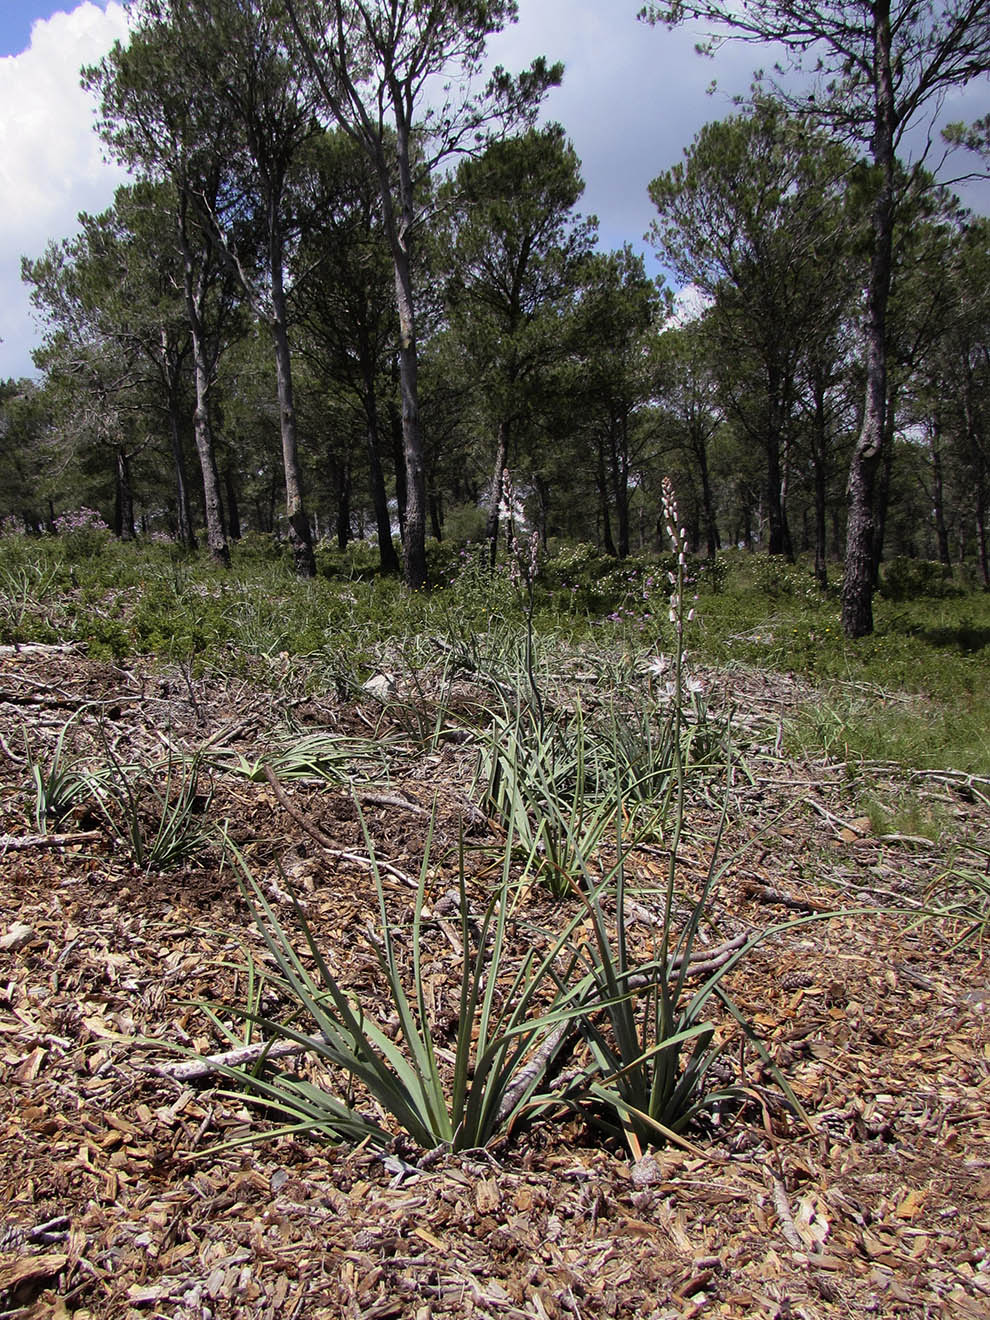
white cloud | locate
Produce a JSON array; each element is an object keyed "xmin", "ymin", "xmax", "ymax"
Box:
[{"xmin": 0, "ymin": 2, "xmax": 130, "ymax": 380}]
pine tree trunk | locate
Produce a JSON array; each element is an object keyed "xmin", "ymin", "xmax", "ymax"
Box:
[
  {"xmin": 361, "ymin": 388, "xmax": 399, "ymax": 575},
  {"xmin": 270, "ymin": 223, "xmax": 315, "ymax": 579},
  {"xmin": 165, "ymin": 332, "xmax": 196, "ymax": 550},
  {"xmin": 390, "ymin": 119, "xmax": 427, "ymax": 590},
  {"xmin": 843, "ymin": 0, "xmax": 894, "ymax": 638},
  {"xmin": 392, "ymin": 248, "xmax": 427, "ymax": 589},
  {"xmin": 697, "ymin": 438, "xmax": 720, "ymax": 557},
  {"xmin": 812, "ymin": 378, "xmax": 828, "ymax": 590},
  {"xmin": 931, "ymin": 418, "xmax": 951, "ymax": 567},
  {"xmin": 180, "ymin": 207, "xmax": 228, "ymax": 568}
]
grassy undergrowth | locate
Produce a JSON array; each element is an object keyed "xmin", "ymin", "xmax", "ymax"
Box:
[{"xmin": 2, "ymin": 530, "xmax": 988, "ymax": 772}]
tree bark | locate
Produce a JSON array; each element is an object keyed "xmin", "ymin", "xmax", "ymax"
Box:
[
  {"xmin": 360, "ymin": 386, "xmax": 399, "ymax": 575},
  {"xmin": 390, "ymin": 119, "xmax": 427, "ymax": 590},
  {"xmin": 180, "ymin": 204, "xmax": 228, "ymax": 568},
  {"xmin": 115, "ymin": 447, "xmax": 135, "ymax": 541},
  {"xmin": 843, "ymin": 0, "xmax": 894, "ymax": 637},
  {"xmin": 976, "ymin": 497, "xmax": 990, "ymax": 590},
  {"xmin": 696, "ymin": 435, "xmax": 720, "ymax": 557},
  {"xmin": 596, "ymin": 436, "xmax": 617, "ymax": 558},
  {"xmin": 164, "ymin": 331, "xmax": 196, "ymax": 550},
  {"xmin": 269, "ymin": 220, "xmax": 315, "ymax": 578},
  {"xmin": 811, "ymin": 375, "xmax": 828, "ymax": 590},
  {"xmin": 930, "ymin": 416, "xmax": 951, "ymax": 567},
  {"xmin": 224, "ymin": 464, "xmax": 241, "ymax": 540}
]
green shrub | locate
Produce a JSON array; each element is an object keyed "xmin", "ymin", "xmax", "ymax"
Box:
[{"xmin": 879, "ymin": 556, "xmax": 963, "ymax": 601}]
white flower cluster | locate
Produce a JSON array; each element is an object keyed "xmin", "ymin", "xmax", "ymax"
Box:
[
  {"xmin": 660, "ymin": 478, "xmax": 695, "ymax": 635},
  {"xmin": 501, "ymin": 468, "xmax": 539, "ymax": 586}
]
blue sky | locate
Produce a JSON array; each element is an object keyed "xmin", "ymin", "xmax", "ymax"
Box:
[
  {"xmin": 0, "ymin": 2, "xmax": 87, "ymax": 57},
  {"xmin": 1, "ymin": 1, "xmax": 988, "ymax": 382}
]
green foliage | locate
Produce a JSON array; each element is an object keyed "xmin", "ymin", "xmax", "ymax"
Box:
[
  {"xmin": 95, "ymin": 749, "xmax": 214, "ymax": 871},
  {"xmin": 878, "ymin": 557, "xmax": 964, "ymax": 602},
  {"xmin": 543, "ymin": 543, "xmax": 677, "ymax": 623},
  {"xmin": 211, "ymin": 823, "xmax": 595, "ymax": 1154},
  {"xmin": 23, "ymin": 718, "xmax": 96, "ymax": 834},
  {"xmin": 753, "ymin": 554, "xmax": 823, "ymax": 602}
]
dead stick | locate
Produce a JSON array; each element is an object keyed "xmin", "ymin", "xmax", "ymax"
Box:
[
  {"xmin": 772, "ymin": 1177, "xmax": 805, "ymax": 1250},
  {"xmin": 0, "ymin": 830, "xmax": 102, "ymax": 851},
  {"xmin": 148, "ymin": 1033, "xmax": 328, "ymax": 1082},
  {"xmin": 495, "ymin": 934, "xmax": 748, "ymax": 1123},
  {"xmin": 355, "ymin": 791, "xmax": 429, "ymax": 818},
  {"xmin": 262, "ymin": 765, "xmax": 416, "ymax": 888},
  {"xmin": 741, "ymin": 880, "xmax": 825, "ymax": 914}
]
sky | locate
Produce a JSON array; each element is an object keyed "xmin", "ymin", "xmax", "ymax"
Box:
[{"xmin": 1, "ymin": 0, "xmax": 988, "ymax": 382}]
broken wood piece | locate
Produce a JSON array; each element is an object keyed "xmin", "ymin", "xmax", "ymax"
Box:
[
  {"xmin": 355, "ymin": 790, "xmax": 429, "ymax": 818},
  {"xmin": 148, "ymin": 1032, "xmax": 329, "ymax": 1082},
  {"xmin": 741, "ymin": 880, "xmax": 824, "ymax": 914},
  {"xmin": 146, "ymin": 936, "xmax": 749, "ymax": 1088},
  {"xmin": 772, "ymin": 1177, "xmax": 805, "ymax": 1251},
  {"xmin": 0, "ymin": 830, "xmax": 102, "ymax": 852},
  {"xmin": 0, "ymin": 642, "xmax": 81, "ymax": 657}
]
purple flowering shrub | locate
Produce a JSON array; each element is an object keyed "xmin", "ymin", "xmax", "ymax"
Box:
[{"xmin": 53, "ymin": 507, "xmax": 111, "ymax": 558}]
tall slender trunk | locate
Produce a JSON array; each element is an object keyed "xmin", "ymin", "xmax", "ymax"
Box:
[
  {"xmin": 485, "ymin": 419, "xmax": 510, "ymax": 570},
  {"xmin": 429, "ymin": 490, "xmax": 443, "ymax": 541},
  {"xmin": 335, "ymin": 460, "xmax": 351, "ymax": 550},
  {"xmin": 392, "ymin": 250, "xmax": 426, "ymax": 588},
  {"xmin": 596, "ymin": 436, "xmax": 617, "ymax": 558},
  {"xmin": 390, "ymin": 119, "xmax": 427, "ymax": 590},
  {"xmin": 534, "ymin": 474, "xmax": 550, "ymax": 547},
  {"xmin": 114, "ymin": 447, "xmax": 135, "ymax": 541},
  {"xmin": 870, "ymin": 390, "xmax": 897, "ymax": 586},
  {"xmin": 611, "ymin": 416, "xmax": 630, "ymax": 559},
  {"xmin": 224, "ymin": 464, "xmax": 241, "ymax": 541},
  {"xmin": 164, "ymin": 331, "xmax": 196, "ymax": 550},
  {"xmin": 180, "ymin": 206, "xmax": 228, "ymax": 568},
  {"xmin": 360, "ymin": 384, "xmax": 399, "ymax": 574},
  {"xmin": 843, "ymin": 0, "xmax": 894, "ymax": 637},
  {"xmin": 976, "ymin": 496, "xmax": 990, "ymax": 590},
  {"xmin": 780, "ymin": 430, "xmax": 794, "ymax": 560},
  {"xmin": 696, "ymin": 436, "xmax": 720, "ymax": 557},
  {"xmin": 811, "ymin": 375, "xmax": 828, "ymax": 589},
  {"xmin": 269, "ymin": 219, "xmax": 315, "ymax": 578}
]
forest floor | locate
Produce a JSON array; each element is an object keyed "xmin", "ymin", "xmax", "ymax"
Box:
[{"xmin": 0, "ymin": 647, "xmax": 988, "ymax": 1320}]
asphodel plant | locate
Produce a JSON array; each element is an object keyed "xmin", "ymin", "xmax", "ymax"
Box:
[{"xmin": 198, "ymin": 805, "xmax": 610, "ymax": 1154}]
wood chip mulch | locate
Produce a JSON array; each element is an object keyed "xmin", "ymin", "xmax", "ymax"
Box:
[{"xmin": 0, "ymin": 651, "xmax": 988, "ymax": 1319}]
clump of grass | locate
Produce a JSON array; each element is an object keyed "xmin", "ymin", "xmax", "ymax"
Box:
[
  {"xmin": 23, "ymin": 717, "xmax": 96, "ymax": 834},
  {"xmin": 788, "ymin": 694, "xmax": 990, "ymax": 776},
  {"xmin": 860, "ymin": 789, "xmax": 952, "ymax": 842},
  {"xmin": 93, "ymin": 745, "xmax": 215, "ymax": 871}
]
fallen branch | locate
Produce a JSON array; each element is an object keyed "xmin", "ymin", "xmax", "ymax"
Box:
[
  {"xmin": 0, "ymin": 830, "xmax": 102, "ymax": 852},
  {"xmin": 771, "ymin": 1176, "xmax": 805, "ymax": 1251},
  {"xmin": 262, "ymin": 765, "xmax": 416, "ymax": 888},
  {"xmin": 496, "ymin": 933, "xmax": 750, "ymax": 1123},
  {"xmin": 741, "ymin": 880, "xmax": 825, "ymax": 914},
  {"xmin": 0, "ymin": 643, "xmax": 81, "ymax": 657},
  {"xmin": 148, "ymin": 1032, "xmax": 328, "ymax": 1083},
  {"xmin": 355, "ymin": 790, "xmax": 429, "ymax": 818}
]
